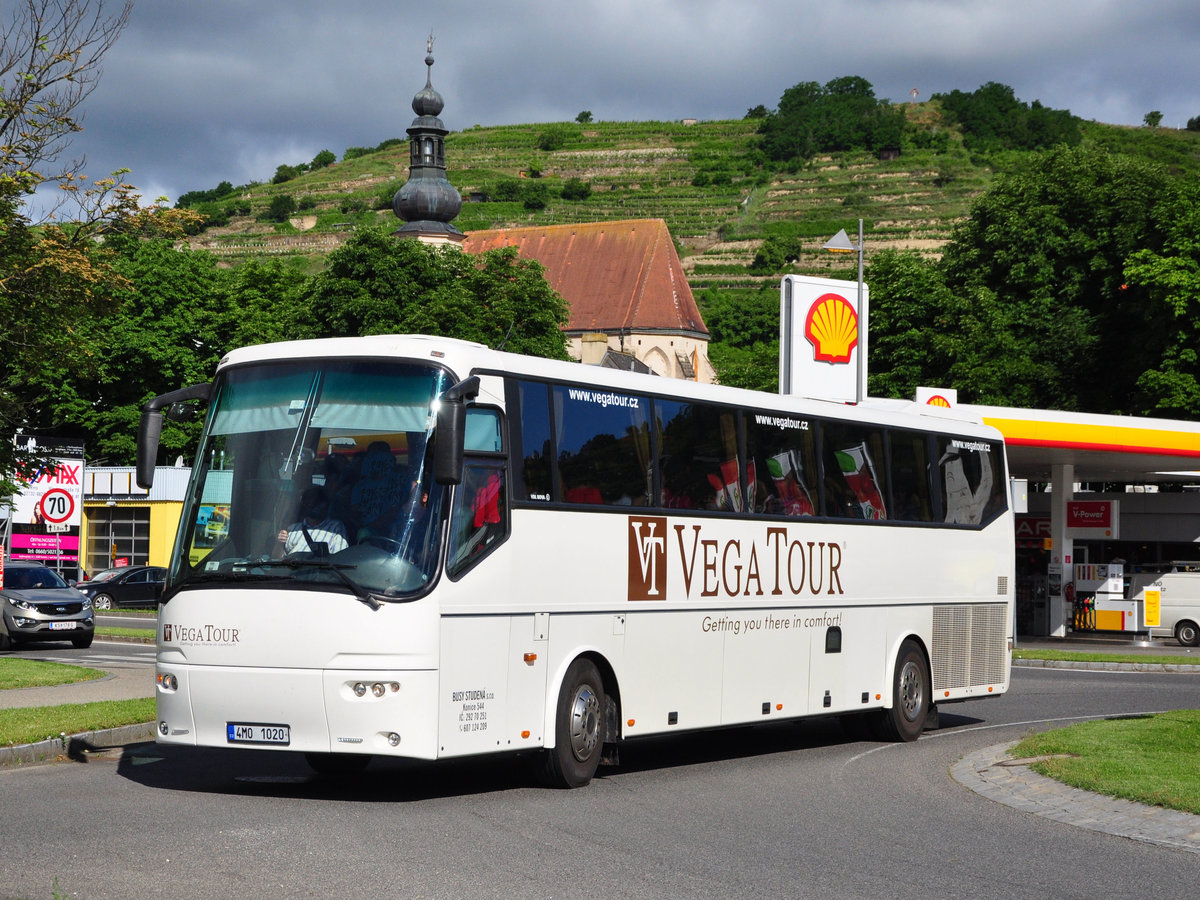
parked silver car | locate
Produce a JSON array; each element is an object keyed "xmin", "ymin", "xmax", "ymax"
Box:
[{"xmin": 0, "ymin": 560, "xmax": 94, "ymax": 650}]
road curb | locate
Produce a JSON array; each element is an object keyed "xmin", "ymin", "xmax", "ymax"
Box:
[
  {"xmin": 953, "ymin": 741, "xmax": 1200, "ymax": 854},
  {"xmin": 0, "ymin": 722, "xmax": 157, "ymax": 769}
]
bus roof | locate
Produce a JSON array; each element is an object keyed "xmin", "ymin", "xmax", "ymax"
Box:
[{"xmin": 218, "ymin": 334, "xmax": 1001, "ymax": 440}]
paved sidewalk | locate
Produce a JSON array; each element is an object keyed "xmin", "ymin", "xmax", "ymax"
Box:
[
  {"xmin": 2, "ymin": 661, "xmax": 154, "ymax": 709},
  {"xmin": 953, "ymin": 742, "xmax": 1200, "ymax": 855}
]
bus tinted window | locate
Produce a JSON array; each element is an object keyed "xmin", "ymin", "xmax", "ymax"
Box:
[
  {"xmin": 657, "ymin": 400, "xmax": 742, "ymax": 511},
  {"xmin": 821, "ymin": 422, "xmax": 888, "ymax": 520},
  {"xmin": 553, "ymin": 386, "xmax": 650, "ymax": 506},
  {"xmin": 937, "ymin": 436, "xmax": 1007, "ymax": 525},
  {"xmin": 890, "ymin": 430, "xmax": 935, "ymax": 522},
  {"xmin": 745, "ymin": 411, "xmax": 817, "ymax": 517},
  {"xmin": 516, "ymin": 382, "xmax": 552, "ymax": 501}
]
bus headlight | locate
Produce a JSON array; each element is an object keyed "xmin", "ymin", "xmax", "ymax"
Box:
[
  {"xmin": 157, "ymin": 672, "xmax": 178, "ymax": 691},
  {"xmin": 353, "ymin": 682, "xmax": 367, "ymax": 697}
]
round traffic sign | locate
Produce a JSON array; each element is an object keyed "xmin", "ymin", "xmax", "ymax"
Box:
[{"xmin": 39, "ymin": 487, "xmax": 75, "ymax": 524}]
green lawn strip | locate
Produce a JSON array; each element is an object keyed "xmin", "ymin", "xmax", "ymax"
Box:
[
  {"xmin": 96, "ymin": 626, "xmax": 156, "ymax": 641},
  {"xmin": 1013, "ymin": 648, "xmax": 1200, "ymax": 666},
  {"xmin": 1012, "ymin": 710, "xmax": 1200, "ymax": 816},
  {"xmin": 0, "ymin": 697, "xmax": 157, "ymax": 747},
  {"xmin": 0, "ymin": 658, "xmax": 107, "ymax": 690}
]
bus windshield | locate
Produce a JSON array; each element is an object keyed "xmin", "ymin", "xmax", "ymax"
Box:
[{"xmin": 170, "ymin": 359, "xmax": 452, "ymax": 602}]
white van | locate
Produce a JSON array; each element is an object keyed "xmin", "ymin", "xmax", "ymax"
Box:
[{"xmin": 1128, "ymin": 563, "xmax": 1200, "ymax": 647}]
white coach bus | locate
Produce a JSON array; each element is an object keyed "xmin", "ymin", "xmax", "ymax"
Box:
[{"xmin": 137, "ymin": 334, "xmax": 1014, "ymax": 787}]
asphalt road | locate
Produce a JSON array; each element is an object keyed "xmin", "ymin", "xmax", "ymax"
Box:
[{"xmin": 1, "ymin": 665, "xmax": 1197, "ymax": 899}]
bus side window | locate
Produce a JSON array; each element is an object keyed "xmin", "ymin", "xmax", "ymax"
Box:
[
  {"xmin": 745, "ymin": 412, "xmax": 817, "ymax": 517},
  {"xmin": 553, "ymin": 385, "xmax": 650, "ymax": 507},
  {"xmin": 657, "ymin": 400, "xmax": 742, "ymax": 511},
  {"xmin": 822, "ymin": 422, "xmax": 888, "ymax": 520},
  {"xmin": 447, "ymin": 461, "xmax": 508, "ymax": 577},
  {"xmin": 516, "ymin": 381, "xmax": 553, "ymax": 502},
  {"xmin": 889, "ymin": 430, "xmax": 934, "ymax": 522}
]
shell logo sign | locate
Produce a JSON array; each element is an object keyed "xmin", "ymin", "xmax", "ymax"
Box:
[
  {"xmin": 780, "ymin": 274, "xmax": 868, "ymax": 404},
  {"xmin": 804, "ymin": 293, "xmax": 858, "ymax": 364},
  {"xmin": 925, "ymin": 395, "xmax": 952, "ymax": 408}
]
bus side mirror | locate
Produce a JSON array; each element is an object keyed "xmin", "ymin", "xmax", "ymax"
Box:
[
  {"xmin": 434, "ymin": 376, "xmax": 480, "ymax": 486},
  {"xmin": 137, "ymin": 383, "xmax": 212, "ymax": 489}
]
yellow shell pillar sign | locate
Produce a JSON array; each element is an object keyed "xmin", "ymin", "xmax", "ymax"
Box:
[{"xmin": 779, "ymin": 274, "xmax": 869, "ymax": 403}]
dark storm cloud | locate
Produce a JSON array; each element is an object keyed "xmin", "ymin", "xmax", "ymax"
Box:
[{"xmin": 50, "ymin": 0, "xmax": 1200, "ymax": 205}]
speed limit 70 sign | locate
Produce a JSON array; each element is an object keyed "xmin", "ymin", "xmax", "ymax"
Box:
[{"xmin": 39, "ymin": 487, "xmax": 76, "ymax": 525}]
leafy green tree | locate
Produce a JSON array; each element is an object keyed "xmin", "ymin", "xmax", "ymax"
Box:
[
  {"xmin": 272, "ymin": 164, "xmax": 302, "ymax": 184},
  {"xmin": 744, "ymin": 105, "xmax": 769, "ymax": 119},
  {"xmin": 37, "ymin": 237, "xmax": 227, "ymax": 464},
  {"xmin": 750, "ymin": 235, "xmax": 801, "ymax": 274},
  {"xmin": 1187, "ymin": 116, "xmax": 1200, "ymax": 132},
  {"xmin": 939, "ymin": 145, "xmax": 1173, "ymax": 410},
  {"xmin": 1143, "ymin": 110, "xmax": 1164, "ymax": 128},
  {"xmin": 266, "ymin": 193, "xmax": 297, "ymax": 222},
  {"xmin": 560, "ymin": 177, "xmax": 592, "ymax": 201},
  {"xmin": 932, "ymin": 83, "xmax": 1079, "ymax": 151},
  {"xmin": 310, "ymin": 149, "xmax": 336, "ymax": 169},
  {"xmin": 1123, "ymin": 179, "xmax": 1200, "ymax": 417},
  {"xmin": 575, "ymin": 110, "xmax": 593, "ymax": 124},
  {"xmin": 758, "ymin": 76, "xmax": 905, "ymax": 162},
  {"xmin": 298, "ymin": 227, "xmax": 570, "ymax": 359},
  {"xmin": 862, "ymin": 250, "xmax": 955, "ymax": 399},
  {"xmin": 536, "ymin": 125, "xmax": 571, "ymax": 152},
  {"xmin": 0, "ymin": 1, "xmax": 143, "ymax": 490},
  {"xmin": 521, "ymin": 180, "xmax": 549, "ymax": 210}
]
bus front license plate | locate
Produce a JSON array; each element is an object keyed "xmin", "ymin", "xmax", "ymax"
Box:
[{"xmin": 227, "ymin": 723, "xmax": 290, "ymax": 745}]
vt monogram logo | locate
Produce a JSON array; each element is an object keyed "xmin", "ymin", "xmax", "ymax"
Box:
[{"xmin": 628, "ymin": 516, "xmax": 667, "ymax": 601}]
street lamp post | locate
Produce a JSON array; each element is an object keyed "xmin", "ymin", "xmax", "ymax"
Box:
[{"xmin": 822, "ymin": 219, "xmax": 866, "ymax": 403}]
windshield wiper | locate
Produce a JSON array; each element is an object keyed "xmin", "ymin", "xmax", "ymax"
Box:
[{"xmin": 256, "ymin": 558, "xmax": 382, "ymax": 610}]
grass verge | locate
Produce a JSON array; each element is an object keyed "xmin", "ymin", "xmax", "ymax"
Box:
[
  {"xmin": 0, "ymin": 698, "xmax": 156, "ymax": 747},
  {"xmin": 1013, "ymin": 648, "xmax": 1200, "ymax": 666},
  {"xmin": 96, "ymin": 626, "xmax": 156, "ymax": 641},
  {"xmin": 0, "ymin": 658, "xmax": 107, "ymax": 690},
  {"xmin": 1011, "ymin": 710, "xmax": 1200, "ymax": 816}
]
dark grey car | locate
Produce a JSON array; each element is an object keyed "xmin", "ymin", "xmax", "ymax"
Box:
[
  {"xmin": 76, "ymin": 565, "xmax": 166, "ymax": 610},
  {"xmin": 0, "ymin": 560, "xmax": 94, "ymax": 650}
]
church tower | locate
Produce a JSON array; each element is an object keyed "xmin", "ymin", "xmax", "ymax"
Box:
[{"xmin": 392, "ymin": 37, "xmax": 463, "ymax": 244}]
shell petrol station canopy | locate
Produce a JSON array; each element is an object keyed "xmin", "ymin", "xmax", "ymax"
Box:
[{"xmin": 963, "ymin": 405, "xmax": 1200, "ymax": 483}]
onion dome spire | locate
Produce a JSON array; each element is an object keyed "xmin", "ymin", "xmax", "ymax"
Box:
[{"xmin": 393, "ymin": 35, "xmax": 463, "ymax": 243}]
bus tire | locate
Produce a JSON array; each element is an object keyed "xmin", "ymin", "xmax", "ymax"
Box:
[
  {"xmin": 543, "ymin": 658, "xmax": 605, "ymax": 788},
  {"xmin": 874, "ymin": 640, "xmax": 929, "ymax": 742},
  {"xmin": 305, "ymin": 752, "xmax": 371, "ymax": 777},
  {"xmin": 1176, "ymin": 620, "xmax": 1200, "ymax": 647}
]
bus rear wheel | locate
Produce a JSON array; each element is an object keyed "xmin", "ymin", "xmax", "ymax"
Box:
[
  {"xmin": 543, "ymin": 658, "xmax": 605, "ymax": 788},
  {"xmin": 873, "ymin": 640, "xmax": 929, "ymax": 742}
]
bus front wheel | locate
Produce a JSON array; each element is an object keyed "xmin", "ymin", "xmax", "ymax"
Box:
[
  {"xmin": 543, "ymin": 658, "xmax": 605, "ymax": 788},
  {"xmin": 874, "ymin": 640, "xmax": 929, "ymax": 742}
]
